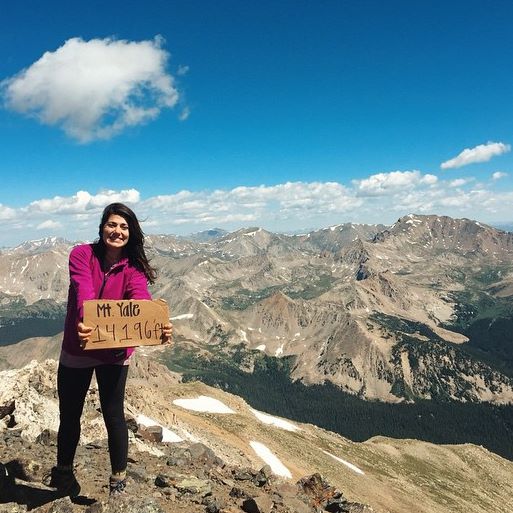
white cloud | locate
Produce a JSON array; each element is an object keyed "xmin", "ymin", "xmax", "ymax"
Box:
[
  {"xmin": 449, "ymin": 178, "xmax": 474, "ymax": 187},
  {"xmin": 0, "ymin": 204, "xmax": 16, "ymax": 220},
  {"xmin": 143, "ymin": 182, "xmax": 362, "ymax": 230},
  {"xmin": 492, "ymin": 171, "xmax": 508, "ymax": 180},
  {"xmin": 28, "ymin": 189, "xmax": 140, "ymax": 215},
  {"xmin": 422, "ymin": 174, "xmax": 438, "ymax": 185},
  {"xmin": 2, "ymin": 36, "xmax": 180, "ymax": 142},
  {"xmin": 177, "ymin": 65, "xmax": 189, "ymax": 76},
  {"xmin": 441, "ymin": 142, "xmax": 510, "ymax": 169},
  {"xmin": 353, "ymin": 170, "xmax": 437, "ymax": 196},
  {"xmin": 1, "ymin": 175, "xmax": 513, "ymax": 247},
  {"xmin": 37, "ymin": 220, "xmax": 62, "ymax": 230},
  {"xmin": 179, "ymin": 106, "xmax": 191, "ymax": 121}
]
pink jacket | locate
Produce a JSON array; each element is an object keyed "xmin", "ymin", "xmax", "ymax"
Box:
[{"xmin": 62, "ymin": 243, "xmax": 151, "ymax": 363}]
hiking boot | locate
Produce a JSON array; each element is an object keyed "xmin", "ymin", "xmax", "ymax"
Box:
[
  {"xmin": 109, "ymin": 477, "xmax": 127, "ymax": 496},
  {"xmin": 44, "ymin": 466, "xmax": 81, "ymax": 497}
]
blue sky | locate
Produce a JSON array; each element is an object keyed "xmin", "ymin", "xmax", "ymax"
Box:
[{"xmin": 1, "ymin": 0, "xmax": 513, "ymax": 246}]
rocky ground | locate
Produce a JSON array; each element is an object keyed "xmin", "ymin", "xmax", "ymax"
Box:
[
  {"xmin": 2, "ymin": 357, "xmax": 513, "ymax": 513},
  {"xmin": 0, "ymin": 356, "xmax": 372, "ymax": 512},
  {"xmin": 0, "ymin": 426, "xmax": 371, "ymax": 513}
]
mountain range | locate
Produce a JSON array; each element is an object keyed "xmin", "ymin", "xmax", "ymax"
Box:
[{"xmin": 1, "ymin": 214, "xmax": 512, "ymax": 462}]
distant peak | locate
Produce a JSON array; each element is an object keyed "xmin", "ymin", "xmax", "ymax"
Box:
[{"xmin": 11, "ymin": 236, "xmax": 71, "ymax": 253}]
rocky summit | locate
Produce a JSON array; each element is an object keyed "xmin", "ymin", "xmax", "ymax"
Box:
[
  {"xmin": 1, "ymin": 357, "xmax": 513, "ymax": 513},
  {"xmin": 0, "ymin": 434, "xmax": 371, "ymax": 513},
  {"xmin": 0, "ymin": 358, "xmax": 373, "ymax": 513}
]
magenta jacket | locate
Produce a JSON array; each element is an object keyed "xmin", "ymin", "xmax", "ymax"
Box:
[{"xmin": 62, "ymin": 243, "xmax": 151, "ymax": 363}]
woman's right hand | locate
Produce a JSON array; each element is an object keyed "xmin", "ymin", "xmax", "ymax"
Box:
[{"xmin": 77, "ymin": 322, "xmax": 94, "ymax": 348}]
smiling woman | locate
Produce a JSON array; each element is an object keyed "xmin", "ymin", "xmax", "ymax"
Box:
[
  {"xmin": 95, "ymin": 203, "xmax": 156, "ymax": 281},
  {"xmin": 45, "ymin": 202, "xmax": 172, "ymax": 498},
  {"xmin": 101, "ymin": 214, "xmax": 130, "ymax": 266}
]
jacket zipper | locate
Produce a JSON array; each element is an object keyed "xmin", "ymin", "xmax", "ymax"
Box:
[
  {"xmin": 98, "ymin": 273, "xmax": 108, "ymax": 299},
  {"xmin": 98, "ymin": 261, "xmax": 123, "ymax": 299}
]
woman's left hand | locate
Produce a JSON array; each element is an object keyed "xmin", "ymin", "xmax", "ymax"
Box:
[{"xmin": 161, "ymin": 322, "xmax": 173, "ymax": 344}]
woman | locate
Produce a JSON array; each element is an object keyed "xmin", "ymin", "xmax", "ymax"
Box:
[{"xmin": 47, "ymin": 203, "xmax": 172, "ymax": 497}]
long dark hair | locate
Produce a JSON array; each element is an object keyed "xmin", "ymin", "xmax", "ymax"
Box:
[{"xmin": 95, "ymin": 203, "xmax": 157, "ymax": 284}]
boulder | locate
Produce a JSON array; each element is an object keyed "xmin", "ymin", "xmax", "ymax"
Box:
[{"xmin": 242, "ymin": 494, "xmax": 274, "ymax": 513}]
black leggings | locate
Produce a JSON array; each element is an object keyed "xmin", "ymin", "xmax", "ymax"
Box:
[{"xmin": 57, "ymin": 363, "xmax": 129, "ymax": 473}]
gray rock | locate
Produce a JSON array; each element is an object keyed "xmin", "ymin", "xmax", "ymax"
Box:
[
  {"xmin": 127, "ymin": 465, "xmax": 149, "ymax": 483},
  {"xmin": 125, "ymin": 415, "xmax": 138, "ymax": 433},
  {"xmin": 252, "ymin": 465, "xmax": 272, "ymax": 487},
  {"xmin": 155, "ymin": 473, "xmax": 173, "ymax": 488},
  {"xmin": 233, "ymin": 469, "xmax": 254, "ymax": 481},
  {"xmin": 35, "ymin": 429, "xmax": 57, "ymax": 446},
  {"xmin": 229, "ymin": 486, "xmax": 250, "ymax": 499},
  {"xmin": 242, "ymin": 494, "xmax": 274, "ymax": 513},
  {"xmin": 325, "ymin": 497, "xmax": 349, "ymax": 512},
  {"xmin": 46, "ymin": 497, "xmax": 75, "ymax": 513},
  {"xmin": 186, "ymin": 443, "xmax": 224, "ymax": 469},
  {"xmin": 0, "ymin": 503, "xmax": 28, "ymax": 513},
  {"xmin": 174, "ymin": 476, "xmax": 212, "ymax": 497},
  {"xmin": 85, "ymin": 496, "xmax": 165, "ymax": 513},
  {"xmin": 202, "ymin": 495, "xmax": 225, "ymax": 513},
  {"xmin": 139, "ymin": 425, "xmax": 163, "ymax": 443}
]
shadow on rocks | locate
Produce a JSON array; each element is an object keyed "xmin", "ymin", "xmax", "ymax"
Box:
[{"xmin": 0, "ymin": 461, "xmax": 95, "ymax": 510}]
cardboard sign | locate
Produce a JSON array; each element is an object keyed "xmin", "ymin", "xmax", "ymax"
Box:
[{"xmin": 82, "ymin": 299, "xmax": 169, "ymax": 350}]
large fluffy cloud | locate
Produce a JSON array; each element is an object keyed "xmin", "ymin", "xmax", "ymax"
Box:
[
  {"xmin": 144, "ymin": 182, "xmax": 362, "ymax": 226},
  {"xmin": 353, "ymin": 170, "xmax": 437, "ymax": 196},
  {"xmin": 2, "ymin": 37, "xmax": 179, "ymax": 142},
  {"xmin": 440, "ymin": 142, "xmax": 510, "ymax": 169}
]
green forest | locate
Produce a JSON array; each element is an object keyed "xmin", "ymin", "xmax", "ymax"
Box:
[{"xmin": 163, "ymin": 346, "xmax": 513, "ymax": 462}]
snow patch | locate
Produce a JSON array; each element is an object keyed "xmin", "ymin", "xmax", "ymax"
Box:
[
  {"xmin": 250, "ymin": 441, "xmax": 292, "ymax": 478},
  {"xmin": 173, "ymin": 395, "xmax": 235, "ymax": 414},
  {"xmin": 322, "ymin": 450, "xmax": 365, "ymax": 475},
  {"xmin": 244, "ymin": 228, "xmax": 262, "ymax": 236},
  {"xmin": 20, "ymin": 259, "xmax": 29, "ymax": 274},
  {"xmin": 250, "ymin": 408, "xmax": 300, "ymax": 432},
  {"xmin": 255, "ymin": 344, "xmax": 266, "ymax": 351},
  {"xmin": 171, "ymin": 313, "xmax": 194, "ymax": 320},
  {"xmin": 275, "ymin": 343, "xmax": 285, "ymax": 357}
]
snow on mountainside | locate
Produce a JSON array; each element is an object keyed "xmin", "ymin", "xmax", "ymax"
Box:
[
  {"xmin": 375, "ymin": 214, "xmax": 513, "ymax": 257},
  {"xmin": 6, "ymin": 237, "xmax": 73, "ymax": 255}
]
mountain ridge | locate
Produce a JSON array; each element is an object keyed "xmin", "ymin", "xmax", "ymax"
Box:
[{"xmin": 1, "ymin": 213, "xmax": 512, "ymax": 405}]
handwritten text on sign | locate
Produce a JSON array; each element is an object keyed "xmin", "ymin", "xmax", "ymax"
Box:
[{"xmin": 82, "ymin": 299, "xmax": 169, "ymax": 350}]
